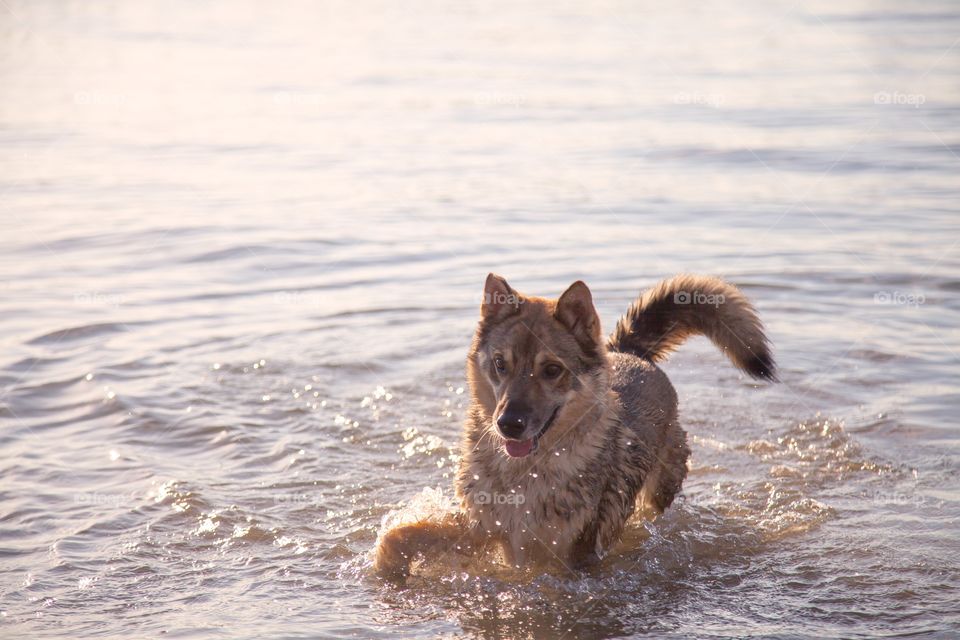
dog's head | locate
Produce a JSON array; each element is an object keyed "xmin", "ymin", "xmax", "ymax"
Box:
[{"xmin": 467, "ymin": 273, "xmax": 608, "ymax": 458}]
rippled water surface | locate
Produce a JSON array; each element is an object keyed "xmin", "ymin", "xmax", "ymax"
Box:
[{"xmin": 2, "ymin": 1, "xmax": 959, "ymax": 638}]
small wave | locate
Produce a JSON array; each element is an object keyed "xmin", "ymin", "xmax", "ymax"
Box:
[
  {"xmin": 742, "ymin": 417, "xmax": 895, "ymax": 478},
  {"xmin": 148, "ymin": 480, "xmax": 207, "ymax": 511},
  {"xmin": 184, "ymin": 240, "xmax": 344, "ymax": 264},
  {"xmin": 27, "ymin": 322, "xmax": 133, "ymax": 346},
  {"xmin": 847, "ymin": 348, "xmax": 900, "ymax": 363}
]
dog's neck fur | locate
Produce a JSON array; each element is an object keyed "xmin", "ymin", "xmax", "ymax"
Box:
[{"xmin": 458, "ymin": 352, "xmax": 625, "ymax": 564}]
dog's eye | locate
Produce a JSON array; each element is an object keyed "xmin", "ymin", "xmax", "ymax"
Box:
[
  {"xmin": 494, "ymin": 356, "xmax": 506, "ymax": 372},
  {"xmin": 543, "ymin": 363, "xmax": 563, "ymax": 379}
]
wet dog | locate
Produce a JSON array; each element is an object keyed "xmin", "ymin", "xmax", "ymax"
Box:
[{"xmin": 375, "ymin": 274, "xmax": 775, "ymax": 581}]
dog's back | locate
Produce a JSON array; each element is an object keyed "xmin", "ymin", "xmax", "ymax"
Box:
[
  {"xmin": 610, "ymin": 352, "xmax": 689, "ymax": 515},
  {"xmin": 606, "ymin": 274, "xmax": 775, "ymax": 515}
]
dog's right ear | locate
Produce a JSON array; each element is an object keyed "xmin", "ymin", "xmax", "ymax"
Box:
[
  {"xmin": 555, "ymin": 280, "xmax": 601, "ymax": 344},
  {"xmin": 481, "ymin": 273, "xmax": 521, "ymax": 321}
]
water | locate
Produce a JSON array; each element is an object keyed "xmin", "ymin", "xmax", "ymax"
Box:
[{"xmin": 1, "ymin": 1, "xmax": 959, "ymax": 637}]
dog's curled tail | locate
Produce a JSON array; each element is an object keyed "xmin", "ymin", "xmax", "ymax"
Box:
[{"xmin": 607, "ymin": 274, "xmax": 777, "ymax": 381}]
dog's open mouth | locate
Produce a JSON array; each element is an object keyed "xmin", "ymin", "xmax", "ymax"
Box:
[
  {"xmin": 502, "ymin": 406, "xmax": 561, "ymax": 458},
  {"xmin": 504, "ymin": 437, "xmax": 537, "ymax": 458}
]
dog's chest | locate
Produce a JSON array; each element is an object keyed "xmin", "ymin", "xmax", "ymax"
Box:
[{"xmin": 463, "ymin": 461, "xmax": 597, "ymax": 563}]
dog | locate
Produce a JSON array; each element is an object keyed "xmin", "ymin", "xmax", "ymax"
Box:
[{"xmin": 374, "ymin": 273, "xmax": 775, "ymax": 581}]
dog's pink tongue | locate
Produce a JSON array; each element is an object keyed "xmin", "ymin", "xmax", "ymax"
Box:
[{"xmin": 504, "ymin": 438, "xmax": 534, "ymax": 458}]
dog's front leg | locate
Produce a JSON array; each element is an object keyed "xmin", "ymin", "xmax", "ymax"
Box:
[
  {"xmin": 500, "ymin": 531, "xmax": 527, "ymax": 567},
  {"xmin": 373, "ymin": 512, "xmax": 483, "ymax": 583}
]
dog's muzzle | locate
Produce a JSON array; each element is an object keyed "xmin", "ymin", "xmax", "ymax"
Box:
[{"xmin": 500, "ymin": 406, "xmax": 561, "ymax": 458}]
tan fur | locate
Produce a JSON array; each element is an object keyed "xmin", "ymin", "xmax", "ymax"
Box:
[{"xmin": 374, "ymin": 274, "xmax": 775, "ymax": 581}]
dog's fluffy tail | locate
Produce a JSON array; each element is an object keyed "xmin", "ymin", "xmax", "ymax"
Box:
[{"xmin": 607, "ymin": 274, "xmax": 777, "ymax": 381}]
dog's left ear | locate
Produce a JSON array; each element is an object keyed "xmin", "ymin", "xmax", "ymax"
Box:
[{"xmin": 555, "ymin": 281, "xmax": 601, "ymax": 344}]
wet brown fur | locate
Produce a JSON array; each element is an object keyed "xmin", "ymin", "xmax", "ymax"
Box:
[{"xmin": 374, "ymin": 273, "xmax": 775, "ymax": 582}]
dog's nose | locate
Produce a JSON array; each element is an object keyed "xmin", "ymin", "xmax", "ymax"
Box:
[{"xmin": 496, "ymin": 412, "xmax": 527, "ymax": 439}]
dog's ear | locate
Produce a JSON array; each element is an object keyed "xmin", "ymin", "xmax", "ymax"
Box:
[
  {"xmin": 555, "ymin": 281, "xmax": 601, "ymax": 343},
  {"xmin": 481, "ymin": 273, "xmax": 521, "ymax": 321}
]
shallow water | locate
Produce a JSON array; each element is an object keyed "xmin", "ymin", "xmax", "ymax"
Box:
[{"xmin": 1, "ymin": 0, "xmax": 959, "ymax": 638}]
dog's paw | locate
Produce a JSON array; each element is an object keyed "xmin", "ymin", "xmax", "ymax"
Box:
[{"xmin": 373, "ymin": 527, "xmax": 416, "ymax": 584}]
